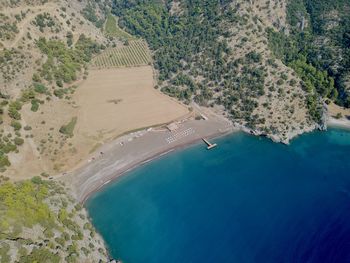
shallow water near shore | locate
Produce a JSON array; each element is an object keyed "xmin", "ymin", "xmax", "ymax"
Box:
[{"xmin": 86, "ymin": 129, "xmax": 350, "ymax": 263}]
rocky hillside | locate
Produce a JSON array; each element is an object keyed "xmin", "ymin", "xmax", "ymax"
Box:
[
  {"xmin": 114, "ymin": 0, "xmax": 322, "ymax": 144},
  {"xmin": 0, "ymin": 0, "xmax": 110, "ymax": 96},
  {"xmin": 0, "ymin": 176, "xmax": 109, "ymax": 262},
  {"xmin": 285, "ymin": 0, "xmax": 350, "ymax": 107},
  {"xmin": 0, "ymin": 0, "xmax": 117, "ymax": 176}
]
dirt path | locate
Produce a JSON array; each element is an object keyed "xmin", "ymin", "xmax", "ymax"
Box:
[{"xmin": 2, "ymin": 3, "xmax": 56, "ymax": 48}]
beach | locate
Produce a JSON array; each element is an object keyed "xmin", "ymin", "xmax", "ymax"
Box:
[
  {"xmin": 327, "ymin": 117, "xmax": 350, "ymax": 130},
  {"xmin": 60, "ymin": 108, "xmax": 350, "ymax": 203},
  {"xmin": 327, "ymin": 102, "xmax": 350, "ymax": 130},
  {"xmin": 60, "ymin": 110, "xmax": 235, "ymax": 203}
]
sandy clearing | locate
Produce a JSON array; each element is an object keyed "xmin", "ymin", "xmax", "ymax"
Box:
[
  {"xmin": 73, "ymin": 66, "xmax": 189, "ymax": 140},
  {"xmin": 5, "ymin": 65, "xmax": 189, "ymax": 179},
  {"xmin": 328, "ymin": 102, "xmax": 350, "ymax": 118},
  {"xmin": 327, "ymin": 103, "xmax": 350, "ymax": 129}
]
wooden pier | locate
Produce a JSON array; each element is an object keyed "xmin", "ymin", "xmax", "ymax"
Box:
[{"xmin": 202, "ymin": 138, "xmax": 217, "ymax": 150}]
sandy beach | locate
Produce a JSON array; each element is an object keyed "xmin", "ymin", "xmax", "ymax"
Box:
[
  {"xmin": 327, "ymin": 102, "xmax": 350, "ymax": 130},
  {"xmin": 59, "ymin": 103, "xmax": 350, "ymax": 203},
  {"xmin": 327, "ymin": 116, "xmax": 350, "ymax": 130},
  {"xmin": 60, "ymin": 110, "xmax": 236, "ymax": 203}
]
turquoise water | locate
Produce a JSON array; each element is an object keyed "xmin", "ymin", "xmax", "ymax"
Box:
[{"xmin": 86, "ymin": 129, "xmax": 350, "ymax": 263}]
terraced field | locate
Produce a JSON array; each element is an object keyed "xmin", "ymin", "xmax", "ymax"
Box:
[{"xmin": 90, "ymin": 40, "xmax": 152, "ymax": 69}]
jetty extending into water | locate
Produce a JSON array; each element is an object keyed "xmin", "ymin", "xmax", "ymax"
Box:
[{"xmin": 202, "ymin": 138, "xmax": 217, "ymax": 150}]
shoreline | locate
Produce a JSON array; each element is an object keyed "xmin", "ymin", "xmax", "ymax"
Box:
[
  {"xmin": 81, "ymin": 129, "xmax": 233, "ymax": 204},
  {"xmin": 60, "ymin": 113, "xmax": 236, "ymax": 203},
  {"xmin": 327, "ymin": 116, "xmax": 350, "ymax": 130},
  {"xmin": 60, "ymin": 112, "xmax": 350, "ymax": 204}
]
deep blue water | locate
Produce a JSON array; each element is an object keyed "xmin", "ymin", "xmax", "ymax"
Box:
[{"xmin": 86, "ymin": 129, "xmax": 350, "ymax": 263}]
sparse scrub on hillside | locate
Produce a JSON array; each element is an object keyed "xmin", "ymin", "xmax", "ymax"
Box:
[
  {"xmin": 0, "ymin": 13, "xmax": 19, "ymax": 41},
  {"xmin": 32, "ymin": 13, "xmax": 56, "ymax": 32},
  {"xmin": 0, "ymin": 49, "xmax": 28, "ymax": 84},
  {"xmin": 81, "ymin": 2, "xmax": 105, "ymax": 28}
]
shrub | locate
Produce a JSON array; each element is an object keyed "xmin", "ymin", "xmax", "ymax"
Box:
[
  {"xmin": 11, "ymin": 121, "xmax": 22, "ymax": 131},
  {"xmin": 21, "ymin": 89, "xmax": 36, "ymax": 102},
  {"xmin": 0, "ymin": 154, "xmax": 10, "ymax": 168},
  {"xmin": 335, "ymin": 113, "xmax": 343, "ymax": 119},
  {"xmin": 33, "ymin": 83, "xmax": 48, "ymax": 94},
  {"xmin": 8, "ymin": 101, "xmax": 22, "ymax": 120},
  {"xmin": 8, "ymin": 107, "xmax": 21, "ymax": 120},
  {"xmin": 54, "ymin": 89, "xmax": 65, "ymax": 98},
  {"xmin": 31, "ymin": 99, "xmax": 40, "ymax": 112},
  {"xmin": 59, "ymin": 117, "xmax": 77, "ymax": 137},
  {"xmin": 14, "ymin": 137, "xmax": 24, "ymax": 146}
]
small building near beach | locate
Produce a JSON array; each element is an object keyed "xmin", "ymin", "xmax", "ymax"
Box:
[{"xmin": 167, "ymin": 122, "xmax": 179, "ymax": 132}]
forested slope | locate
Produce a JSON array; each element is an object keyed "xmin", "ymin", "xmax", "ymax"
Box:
[
  {"xmin": 113, "ymin": 0, "xmax": 319, "ymax": 143},
  {"xmin": 0, "ymin": 177, "xmax": 108, "ymax": 262},
  {"xmin": 270, "ymin": 0, "xmax": 350, "ymax": 107}
]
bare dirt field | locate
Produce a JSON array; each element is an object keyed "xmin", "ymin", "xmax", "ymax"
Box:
[
  {"xmin": 6, "ymin": 66, "xmax": 189, "ymax": 179},
  {"xmin": 328, "ymin": 102, "xmax": 350, "ymax": 118},
  {"xmin": 74, "ymin": 66, "xmax": 189, "ymax": 141}
]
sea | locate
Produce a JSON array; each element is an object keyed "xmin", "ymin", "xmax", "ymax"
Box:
[{"xmin": 86, "ymin": 128, "xmax": 350, "ymax": 263}]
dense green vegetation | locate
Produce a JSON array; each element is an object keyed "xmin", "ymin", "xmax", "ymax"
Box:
[
  {"xmin": 0, "ymin": 178, "xmax": 60, "ymax": 262},
  {"xmin": 113, "ymin": 0, "xmax": 268, "ymax": 128},
  {"xmin": 0, "ymin": 177, "xmax": 107, "ymax": 262},
  {"xmin": 37, "ymin": 35, "xmax": 101, "ymax": 87},
  {"xmin": 112, "ymin": 0, "xmax": 350, "ymax": 126},
  {"xmin": 269, "ymin": 0, "xmax": 350, "ymax": 110}
]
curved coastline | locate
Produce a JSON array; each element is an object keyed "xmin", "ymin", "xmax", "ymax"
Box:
[
  {"xmin": 60, "ymin": 115, "xmax": 236, "ymax": 203},
  {"xmin": 80, "ymin": 133, "xmax": 224, "ymax": 204},
  {"xmin": 59, "ymin": 113, "xmax": 350, "ymax": 204},
  {"xmin": 86, "ymin": 128, "xmax": 350, "ymax": 263}
]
